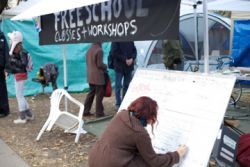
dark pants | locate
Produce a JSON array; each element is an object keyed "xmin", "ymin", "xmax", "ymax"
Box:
[
  {"xmin": 115, "ymin": 71, "xmax": 132, "ymax": 107},
  {"xmin": 50, "ymin": 75, "xmax": 57, "ymax": 90},
  {"xmin": 84, "ymin": 84, "xmax": 105, "ymax": 117},
  {"xmin": 0, "ymin": 69, "xmax": 9, "ymax": 115}
]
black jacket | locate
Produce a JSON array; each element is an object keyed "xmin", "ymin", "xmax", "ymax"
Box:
[
  {"xmin": 9, "ymin": 50, "xmax": 29, "ymax": 74},
  {"xmin": 109, "ymin": 42, "xmax": 137, "ymax": 74},
  {"xmin": 0, "ymin": 32, "xmax": 10, "ymax": 71}
]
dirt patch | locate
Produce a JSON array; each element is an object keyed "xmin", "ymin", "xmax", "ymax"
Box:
[{"xmin": 0, "ymin": 92, "xmax": 117, "ymax": 167}]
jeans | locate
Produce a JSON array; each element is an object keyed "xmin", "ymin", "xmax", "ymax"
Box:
[
  {"xmin": 15, "ymin": 80, "xmax": 29, "ymax": 112},
  {"xmin": 115, "ymin": 71, "xmax": 132, "ymax": 107}
]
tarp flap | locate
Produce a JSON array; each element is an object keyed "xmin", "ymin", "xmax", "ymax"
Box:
[
  {"xmin": 39, "ymin": 0, "xmax": 181, "ymax": 45},
  {"xmin": 2, "ymin": 19, "xmax": 112, "ymax": 97}
]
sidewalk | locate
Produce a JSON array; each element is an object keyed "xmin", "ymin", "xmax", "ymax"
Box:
[{"xmin": 0, "ymin": 139, "xmax": 30, "ymax": 167}]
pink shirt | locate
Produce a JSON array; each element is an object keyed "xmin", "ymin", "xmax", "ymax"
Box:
[{"xmin": 15, "ymin": 72, "xmax": 27, "ymax": 81}]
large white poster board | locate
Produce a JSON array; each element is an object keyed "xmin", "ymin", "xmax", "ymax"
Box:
[{"xmin": 119, "ymin": 69, "xmax": 236, "ymax": 167}]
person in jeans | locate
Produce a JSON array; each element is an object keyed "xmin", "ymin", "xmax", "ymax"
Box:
[
  {"xmin": 109, "ymin": 41, "xmax": 137, "ymax": 109},
  {"xmin": 83, "ymin": 43, "xmax": 107, "ymax": 118},
  {"xmin": 8, "ymin": 31, "xmax": 34, "ymax": 124}
]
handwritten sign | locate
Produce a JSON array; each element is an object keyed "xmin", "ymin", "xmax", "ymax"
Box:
[
  {"xmin": 39, "ymin": 0, "xmax": 180, "ymax": 45},
  {"xmin": 119, "ymin": 69, "xmax": 236, "ymax": 167}
]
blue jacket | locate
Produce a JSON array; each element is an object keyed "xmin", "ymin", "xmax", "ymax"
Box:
[{"xmin": 110, "ymin": 42, "xmax": 137, "ymax": 74}]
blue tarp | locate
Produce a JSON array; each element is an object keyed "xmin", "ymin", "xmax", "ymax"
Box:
[
  {"xmin": 1, "ymin": 19, "xmax": 112, "ymax": 97},
  {"xmin": 231, "ymin": 20, "xmax": 250, "ymax": 67}
]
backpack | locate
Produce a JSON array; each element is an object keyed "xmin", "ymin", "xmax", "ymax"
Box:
[
  {"xmin": 237, "ymin": 134, "xmax": 250, "ymax": 167},
  {"xmin": 104, "ymin": 72, "xmax": 112, "ymax": 97}
]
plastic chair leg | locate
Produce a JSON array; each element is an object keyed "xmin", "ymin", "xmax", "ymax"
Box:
[
  {"xmin": 75, "ymin": 121, "xmax": 85, "ymax": 143},
  {"xmin": 36, "ymin": 118, "xmax": 52, "ymax": 141}
]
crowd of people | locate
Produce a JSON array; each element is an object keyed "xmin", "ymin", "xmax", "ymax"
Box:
[{"xmin": 0, "ymin": 28, "xmax": 188, "ymax": 166}]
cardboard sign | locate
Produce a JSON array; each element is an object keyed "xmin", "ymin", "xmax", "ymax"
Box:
[
  {"xmin": 217, "ymin": 125, "xmax": 240, "ymax": 166},
  {"xmin": 119, "ymin": 69, "xmax": 236, "ymax": 167}
]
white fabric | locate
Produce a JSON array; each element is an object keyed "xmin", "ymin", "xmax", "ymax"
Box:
[
  {"xmin": 15, "ymin": 80, "xmax": 29, "ymax": 112},
  {"xmin": 207, "ymin": 0, "xmax": 250, "ymax": 12},
  {"xmin": 7, "ymin": 31, "xmax": 23, "ymax": 55},
  {"xmin": 11, "ymin": 0, "xmax": 108, "ymax": 20},
  {"xmin": 2, "ymin": 0, "xmax": 39, "ymax": 17}
]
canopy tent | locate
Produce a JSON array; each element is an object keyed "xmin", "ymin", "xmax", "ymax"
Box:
[
  {"xmin": 10, "ymin": 0, "xmax": 109, "ymax": 20},
  {"xmin": 207, "ymin": 0, "xmax": 250, "ymax": 72},
  {"xmin": 185, "ymin": 0, "xmax": 250, "ymax": 72},
  {"xmin": 207, "ymin": 0, "xmax": 250, "ymax": 12},
  {"xmin": 2, "ymin": 0, "xmax": 39, "ymax": 17}
]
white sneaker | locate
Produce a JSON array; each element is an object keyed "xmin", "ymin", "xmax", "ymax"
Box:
[
  {"xmin": 13, "ymin": 118, "xmax": 27, "ymax": 124},
  {"xmin": 26, "ymin": 115, "xmax": 34, "ymax": 121}
]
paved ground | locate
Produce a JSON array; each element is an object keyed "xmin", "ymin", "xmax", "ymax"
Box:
[{"xmin": 0, "ymin": 139, "xmax": 30, "ymax": 167}]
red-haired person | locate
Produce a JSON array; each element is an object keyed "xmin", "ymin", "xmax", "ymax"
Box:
[{"xmin": 88, "ymin": 96, "xmax": 188, "ymax": 167}]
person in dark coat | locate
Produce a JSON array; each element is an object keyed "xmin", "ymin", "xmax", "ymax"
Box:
[
  {"xmin": 88, "ymin": 96, "xmax": 188, "ymax": 167},
  {"xmin": 109, "ymin": 41, "xmax": 137, "ymax": 109},
  {"xmin": 0, "ymin": 31, "xmax": 10, "ymax": 118},
  {"xmin": 83, "ymin": 43, "xmax": 107, "ymax": 117}
]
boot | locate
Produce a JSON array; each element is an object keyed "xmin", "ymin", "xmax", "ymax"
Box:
[
  {"xmin": 13, "ymin": 111, "xmax": 27, "ymax": 124},
  {"xmin": 25, "ymin": 109, "xmax": 34, "ymax": 121}
]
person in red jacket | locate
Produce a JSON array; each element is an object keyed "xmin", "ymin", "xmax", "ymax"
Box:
[
  {"xmin": 8, "ymin": 31, "xmax": 34, "ymax": 124},
  {"xmin": 88, "ymin": 96, "xmax": 188, "ymax": 167}
]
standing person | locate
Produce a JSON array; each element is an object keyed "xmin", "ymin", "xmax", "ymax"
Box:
[
  {"xmin": 163, "ymin": 40, "xmax": 184, "ymax": 71},
  {"xmin": 8, "ymin": 31, "xmax": 34, "ymax": 124},
  {"xmin": 0, "ymin": 31, "xmax": 10, "ymax": 118},
  {"xmin": 88, "ymin": 96, "xmax": 188, "ymax": 167},
  {"xmin": 109, "ymin": 41, "xmax": 137, "ymax": 109},
  {"xmin": 83, "ymin": 43, "xmax": 107, "ymax": 118}
]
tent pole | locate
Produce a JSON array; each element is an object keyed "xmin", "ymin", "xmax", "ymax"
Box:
[
  {"xmin": 63, "ymin": 45, "xmax": 68, "ymax": 111},
  {"xmin": 193, "ymin": 2, "xmax": 199, "ymax": 65},
  {"xmin": 63, "ymin": 45, "xmax": 68, "ymax": 90},
  {"xmin": 203, "ymin": 0, "xmax": 209, "ymax": 73}
]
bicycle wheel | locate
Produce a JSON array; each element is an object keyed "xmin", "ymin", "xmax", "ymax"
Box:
[{"xmin": 229, "ymin": 81, "xmax": 242, "ymax": 105}]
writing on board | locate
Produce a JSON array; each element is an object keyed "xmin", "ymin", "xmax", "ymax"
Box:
[{"xmin": 120, "ymin": 68, "xmax": 236, "ymax": 167}]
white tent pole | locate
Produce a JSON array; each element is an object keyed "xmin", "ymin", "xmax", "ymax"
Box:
[
  {"xmin": 193, "ymin": 2, "xmax": 199, "ymax": 64},
  {"xmin": 63, "ymin": 45, "xmax": 68, "ymax": 89},
  {"xmin": 62, "ymin": 45, "xmax": 68, "ymax": 111},
  {"xmin": 203, "ymin": 0, "xmax": 209, "ymax": 73}
]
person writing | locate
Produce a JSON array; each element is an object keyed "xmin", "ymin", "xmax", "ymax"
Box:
[{"xmin": 88, "ymin": 96, "xmax": 188, "ymax": 167}]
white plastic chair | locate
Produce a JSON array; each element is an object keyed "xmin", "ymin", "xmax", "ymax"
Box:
[{"xmin": 36, "ymin": 89, "xmax": 86, "ymax": 143}]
